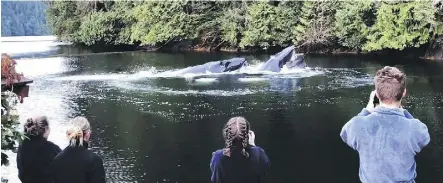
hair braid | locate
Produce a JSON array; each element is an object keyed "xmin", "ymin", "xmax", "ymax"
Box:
[{"xmin": 222, "ymin": 116, "xmax": 251, "ymax": 158}]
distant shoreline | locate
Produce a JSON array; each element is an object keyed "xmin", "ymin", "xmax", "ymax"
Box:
[
  {"xmin": 1, "ymin": 36, "xmax": 441, "ymax": 61},
  {"xmin": 0, "ymin": 35, "xmax": 57, "ymax": 42}
]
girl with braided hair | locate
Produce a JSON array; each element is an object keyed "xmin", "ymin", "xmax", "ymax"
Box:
[
  {"xmin": 16, "ymin": 116, "xmax": 62, "ymax": 183},
  {"xmin": 210, "ymin": 116, "xmax": 270, "ymax": 183},
  {"xmin": 51, "ymin": 116, "xmax": 106, "ymax": 183}
]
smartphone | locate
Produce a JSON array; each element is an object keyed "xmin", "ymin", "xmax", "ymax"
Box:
[{"xmin": 373, "ymin": 94, "xmax": 380, "ymax": 106}]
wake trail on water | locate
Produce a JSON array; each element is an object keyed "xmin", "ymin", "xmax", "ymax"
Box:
[
  {"xmin": 45, "ymin": 61, "xmax": 374, "ymax": 96},
  {"xmin": 48, "ymin": 62, "xmax": 324, "ymax": 82}
]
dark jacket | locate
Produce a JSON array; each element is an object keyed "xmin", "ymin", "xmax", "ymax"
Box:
[
  {"xmin": 210, "ymin": 146, "xmax": 270, "ymax": 183},
  {"xmin": 17, "ymin": 136, "xmax": 62, "ymax": 183},
  {"xmin": 51, "ymin": 141, "xmax": 106, "ymax": 183}
]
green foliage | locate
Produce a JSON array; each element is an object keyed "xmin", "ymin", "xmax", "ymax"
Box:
[
  {"xmin": 217, "ymin": 2, "xmax": 246, "ymax": 47},
  {"xmin": 131, "ymin": 1, "xmax": 204, "ymax": 46},
  {"xmin": 240, "ymin": 2, "xmax": 300, "ymax": 49},
  {"xmin": 294, "ymin": 1, "xmax": 339, "ymax": 52},
  {"xmin": 46, "ymin": 1, "xmax": 81, "ymax": 42},
  {"xmin": 1, "ymin": 91, "xmax": 25, "ymax": 166},
  {"xmin": 45, "ymin": 0, "xmax": 443, "ymax": 53},
  {"xmin": 363, "ymin": 1, "xmax": 442, "ymax": 51},
  {"xmin": 1, "ymin": 1, "xmax": 50, "ymax": 36},
  {"xmin": 334, "ymin": 1, "xmax": 375, "ymax": 50}
]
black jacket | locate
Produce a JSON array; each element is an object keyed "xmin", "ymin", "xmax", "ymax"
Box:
[
  {"xmin": 51, "ymin": 141, "xmax": 106, "ymax": 183},
  {"xmin": 17, "ymin": 136, "xmax": 62, "ymax": 183}
]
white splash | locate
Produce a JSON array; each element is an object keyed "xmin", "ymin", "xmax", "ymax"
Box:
[
  {"xmin": 194, "ymin": 78, "xmax": 219, "ymax": 83},
  {"xmin": 15, "ymin": 57, "xmax": 71, "ymax": 78},
  {"xmin": 238, "ymin": 78, "xmax": 270, "ymax": 82}
]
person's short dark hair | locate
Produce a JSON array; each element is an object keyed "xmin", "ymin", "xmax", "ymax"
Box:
[{"xmin": 374, "ymin": 66, "xmax": 406, "ymax": 102}]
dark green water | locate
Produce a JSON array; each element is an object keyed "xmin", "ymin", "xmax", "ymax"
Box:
[{"xmin": 9, "ymin": 42, "xmax": 443, "ymax": 183}]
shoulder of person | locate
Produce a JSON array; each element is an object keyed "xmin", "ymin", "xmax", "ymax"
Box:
[
  {"xmin": 250, "ymin": 146, "xmax": 266, "ymax": 153},
  {"xmin": 346, "ymin": 108, "xmax": 374, "ymax": 123},
  {"xmin": 212, "ymin": 149, "xmax": 224, "ymax": 157},
  {"xmin": 87, "ymin": 150, "xmax": 103, "ymax": 161},
  {"xmin": 41, "ymin": 140, "xmax": 62, "ymax": 153},
  {"xmin": 345, "ymin": 115, "xmax": 368, "ymax": 128},
  {"xmin": 45, "ymin": 140, "xmax": 60, "ymax": 148},
  {"xmin": 408, "ymin": 118, "xmax": 428, "ymax": 131}
]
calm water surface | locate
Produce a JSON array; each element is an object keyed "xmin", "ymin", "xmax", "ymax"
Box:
[{"xmin": 5, "ymin": 40, "xmax": 443, "ymax": 183}]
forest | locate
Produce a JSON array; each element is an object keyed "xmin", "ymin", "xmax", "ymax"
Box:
[
  {"xmin": 1, "ymin": 1, "xmax": 50, "ymax": 37},
  {"xmin": 45, "ymin": 1, "xmax": 443, "ymax": 54}
]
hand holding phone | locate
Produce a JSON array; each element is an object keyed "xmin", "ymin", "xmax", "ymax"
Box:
[
  {"xmin": 248, "ymin": 130, "xmax": 256, "ymax": 146},
  {"xmin": 366, "ymin": 90, "xmax": 377, "ymax": 112}
]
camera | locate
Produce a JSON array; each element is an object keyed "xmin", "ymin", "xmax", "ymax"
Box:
[{"xmin": 373, "ymin": 93, "xmax": 380, "ymax": 106}]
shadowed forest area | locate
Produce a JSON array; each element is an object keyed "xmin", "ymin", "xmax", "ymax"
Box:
[{"xmin": 1, "ymin": 1, "xmax": 442, "ymax": 58}]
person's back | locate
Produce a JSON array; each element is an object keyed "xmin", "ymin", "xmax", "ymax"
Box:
[
  {"xmin": 17, "ymin": 116, "xmax": 61, "ymax": 183},
  {"xmin": 340, "ymin": 66, "xmax": 430, "ymax": 183},
  {"xmin": 51, "ymin": 116, "xmax": 106, "ymax": 183},
  {"xmin": 210, "ymin": 116, "xmax": 270, "ymax": 183},
  {"xmin": 52, "ymin": 141, "xmax": 104, "ymax": 183},
  {"xmin": 211, "ymin": 147, "xmax": 269, "ymax": 183},
  {"xmin": 342, "ymin": 107, "xmax": 429, "ymax": 182}
]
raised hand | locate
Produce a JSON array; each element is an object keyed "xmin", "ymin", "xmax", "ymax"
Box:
[
  {"xmin": 248, "ymin": 130, "xmax": 256, "ymax": 146},
  {"xmin": 366, "ymin": 90, "xmax": 377, "ymax": 112}
]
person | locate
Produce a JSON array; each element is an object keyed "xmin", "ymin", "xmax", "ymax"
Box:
[
  {"xmin": 51, "ymin": 116, "xmax": 106, "ymax": 183},
  {"xmin": 16, "ymin": 116, "xmax": 61, "ymax": 183},
  {"xmin": 210, "ymin": 116, "xmax": 270, "ymax": 183},
  {"xmin": 340, "ymin": 66, "xmax": 430, "ymax": 183}
]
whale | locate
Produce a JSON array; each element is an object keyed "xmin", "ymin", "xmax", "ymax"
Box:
[
  {"xmin": 259, "ymin": 45, "xmax": 306, "ymax": 72},
  {"xmin": 175, "ymin": 57, "xmax": 248, "ymax": 75}
]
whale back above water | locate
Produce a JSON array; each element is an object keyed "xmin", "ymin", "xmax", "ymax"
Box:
[
  {"xmin": 259, "ymin": 46, "xmax": 306, "ymax": 72},
  {"xmin": 173, "ymin": 46, "xmax": 305, "ymax": 75},
  {"xmin": 176, "ymin": 57, "xmax": 247, "ymax": 74}
]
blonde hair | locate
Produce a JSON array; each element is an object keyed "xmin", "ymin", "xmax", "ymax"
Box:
[{"xmin": 66, "ymin": 116, "xmax": 91, "ymax": 147}]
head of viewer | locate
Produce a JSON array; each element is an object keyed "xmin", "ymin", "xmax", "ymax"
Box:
[
  {"xmin": 374, "ymin": 66, "xmax": 406, "ymax": 105},
  {"xmin": 24, "ymin": 116, "xmax": 50, "ymax": 139},
  {"xmin": 222, "ymin": 116, "xmax": 251, "ymax": 157},
  {"xmin": 66, "ymin": 116, "xmax": 91, "ymax": 147}
]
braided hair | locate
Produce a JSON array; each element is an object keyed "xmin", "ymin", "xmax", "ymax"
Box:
[
  {"xmin": 222, "ymin": 116, "xmax": 251, "ymax": 158},
  {"xmin": 24, "ymin": 116, "xmax": 49, "ymax": 138}
]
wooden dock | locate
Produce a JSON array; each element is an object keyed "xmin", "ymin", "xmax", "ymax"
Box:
[{"xmin": 1, "ymin": 77, "xmax": 33, "ymax": 102}]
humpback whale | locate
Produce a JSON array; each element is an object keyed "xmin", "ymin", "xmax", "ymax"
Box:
[
  {"xmin": 176, "ymin": 57, "xmax": 247, "ymax": 74},
  {"xmin": 259, "ymin": 45, "xmax": 306, "ymax": 72}
]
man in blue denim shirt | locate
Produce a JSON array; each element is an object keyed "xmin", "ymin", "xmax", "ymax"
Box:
[{"xmin": 340, "ymin": 66, "xmax": 430, "ymax": 183}]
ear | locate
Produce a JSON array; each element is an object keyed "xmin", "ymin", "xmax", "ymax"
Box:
[
  {"xmin": 84, "ymin": 131, "xmax": 91, "ymax": 141},
  {"xmin": 402, "ymin": 88, "xmax": 407, "ymax": 98}
]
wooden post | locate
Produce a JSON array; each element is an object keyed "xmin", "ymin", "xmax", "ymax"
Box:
[{"xmin": 1, "ymin": 77, "xmax": 33, "ymax": 103}]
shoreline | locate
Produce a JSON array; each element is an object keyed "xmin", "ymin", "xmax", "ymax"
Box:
[
  {"xmin": 136, "ymin": 45, "xmax": 443, "ymax": 61},
  {"xmin": 2, "ymin": 35, "xmax": 441, "ymax": 61}
]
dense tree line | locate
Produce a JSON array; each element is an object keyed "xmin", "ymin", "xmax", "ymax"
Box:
[
  {"xmin": 1, "ymin": 1, "xmax": 50, "ymax": 37},
  {"xmin": 46, "ymin": 1, "xmax": 443, "ymax": 53}
]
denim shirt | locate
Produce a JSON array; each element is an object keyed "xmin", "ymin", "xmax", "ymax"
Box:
[{"xmin": 340, "ymin": 107, "xmax": 430, "ymax": 183}]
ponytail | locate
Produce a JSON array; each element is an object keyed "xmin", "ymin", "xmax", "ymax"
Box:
[{"xmin": 66, "ymin": 116, "xmax": 90, "ymax": 147}]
